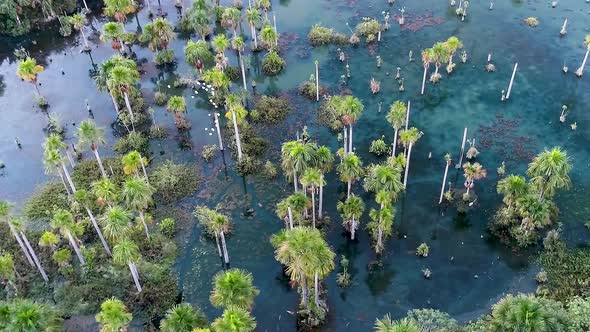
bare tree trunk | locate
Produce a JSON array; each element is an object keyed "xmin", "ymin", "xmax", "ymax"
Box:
[
  {"xmin": 110, "ymin": 92, "xmax": 120, "ymax": 114},
  {"xmin": 214, "ymin": 233, "xmax": 222, "ymax": 258},
  {"xmin": 123, "ymin": 92, "xmax": 136, "ymax": 128},
  {"xmin": 315, "ymin": 61, "xmax": 320, "ymax": 101},
  {"xmin": 65, "ymin": 149, "xmax": 76, "ymax": 167},
  {"xmin": 392, "ymin": 128, "xmax": 399, "ymax": 157},
  {"xmin": 9, "ymin": 224, "xmax": 34, "ymax": 267},
  {"xmin": 240, "ymin": 52, "xmax": 247, "ymax": 91},
  {"xmin": 351, "ymin": 218, "xmax": 356, "ymax": 240},
  {"xmin": 343, "ymin": 128, "xmax": 348, "ymax": 154},
  {"xmin": 80, "ymin": 29, "xmax": 89, "ymax": 49},
  {"xmin": 128, "ymin": 262, "xmax": 142, "ymax": 292},
  {"xmin": 220, "ymin": 231, "xmax": 229, "ymax": 264},
  {"xmin": 348, "ymin": 125, "xmax": 353, "ymax": 153},
  {"xmin": 231, "ymin": 111, "xmax": 243, "ymax": 161},
  {"xmin": 347, "ymin": 179, "xmax": 351, "ymax": 198},
  {"xmin": 318, "ymin": 174, "xmax": 324, "ymax": 219},
  {"xmin": 85, "ymin": 207, "xmax": 112, "ymax": 256},
  {"xmin": 403, "ymin": 143, "xmax": 414, "ymax": 189},
  {"xmin": 139, "ymin": 211, "xmax": 150, "ymax": 239},
  {"xmin": 61, "ymin": 162, "xmax": 76, "ymax": 193},
  {"xmin": 287, "ymin": 206, "xmax": 294, "ymax": 229},
  {"xmin": 439, "ymin": 161, "xmax": 450, "ymax": 204},
  {"xmin": 292, "ymin": 169, "xmax": 298, "ymax": 192},
  {"xmin": 20, "ymin": 232, "xmax": 49, "ymax": 282},
  {"xmin": 314, "ymin": 272, "xmax": 319, "ymax": 304},
  {"xmin": 421, "ymin": 65, "xmax": 428, "ymax": 94},
  {"xmin": 66, "ymin": 230, "xmax": 85, "ymax": 265},
  {"xmin": 311, "ymin": 190, "xmax": 316, "ymax": 228},
  {"xmin": 576, "ymin": 48, "xmax": 590, "ymax": 77},
  {"xmin": 58, "ymin": 169, "xmax": 72, "ymax": 196},
  {"xmin": 93, "ymin": 147, "xmax": 107, "ymax": 179}
]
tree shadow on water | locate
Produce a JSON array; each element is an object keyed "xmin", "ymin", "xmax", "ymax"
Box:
[{"xmin": 365, "ymin": 260, "xmax": 395, "ymax": 297}]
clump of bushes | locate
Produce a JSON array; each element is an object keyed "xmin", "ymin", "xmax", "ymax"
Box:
[
  {"xmin": 524, "ymin": 17, "xmax": 539, "ymax": 27},
  {"xmin": 538, "ymin": 240, "xmax": 590, "ymax": 301},
  {"xmin": 416, "ymin": 243, "xmax": 430, "ymax": 257},
  {"xmin": 262, "ymin": 50, "xmax": 286, "ymax": 76},
  {"xmin": 235, "ymin": 155, "xmax": 260, "ymax": 176},
  {"xmin": 155, "ymin": 49, "xmax": 175, "ymax": 66},
  {"xmin": 113, "ymin": 132, "xmax": 149, "ymax": 155},
  {"xmin": 369, "ymin": 138, "xmax": 390, "ymax": 156},
  {"xmin": 318, "ymin": 96, "xmax": 345, "ymax": 131},
  {"xmin": 154, "ymin": 91, "xmax": 169, "ymax": 106},
  {"xmin": 252, "ymin": 95, "xmax": 293, "ymax": 124},
  {"xmin": 71, "ymin": 158, "xmax": 124, "ymax": 190},
  {"xmin": 262, "ymin": 161, "xmax": 278, "ymax": 179},
  {"xmin": 202, "ymin": 144, "xmax": 219, "ymax": 162},
  {"xmin": 149, "ymin": 160, "xmax": 201, "ymax": 203},
  {"xmin": 225, "ymin": 66, "xmax": 241, "ymax": 81},
  {"xmin": 158, "ymin": 218, "xmax": 176, "ymax": 238},
  {"xmin": 307, "ymin": 24, "xmax": 348, "ymax": 46},
  {"xmin": 298, "ymin": 75, "xmax": 327, "ymax": 100},
  {"xmin": 23, "ymin": 182, "xmax": 69, "ymax": 222},
  {"xmin": 355, "ymin": 18, "xmax": 381, "ymax": 43}
]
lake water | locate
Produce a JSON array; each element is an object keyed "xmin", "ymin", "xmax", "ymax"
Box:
[{"xmin": 1, "ymin": 0, "xmax": 590, "ymax": 330}]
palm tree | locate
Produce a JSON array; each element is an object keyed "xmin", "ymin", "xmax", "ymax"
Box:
[
  {"xmin": 337, "ymin": 195, "xmax": 365, "ymax": 240},
  {"xmin": 43, "ymin": 148, "xmax": 74, "ymax": 195},
  {"xmin": 363, "ymin": 163, "xmax": 404, "ymax": 198},
  {"xmin": 420, "ymin": 48, "xmax": 434, "ymax": 94},
  {"xmin": 497, "ymin": 174, "xmax": 529, "ymax": 208},
  {"xmin": 399, "ymin": 127, "xmax": 423, "ymax": 189},
  {"xmin": 74, "ymin": 189, "xmax": 112, "ymax": 256},
  {"xmin": 575, "ymin": 34, "xmax": 590, "ymax": 77},
  {"xmin": 430, "ymin": 42, "xmax": 449, "ymax": 83},
  {"xmin": 99, "ymin": 206, "xmax": 132, "ymax": 242},
  {"xmin": 194, "ymin": 206, "xmax": 232, "ymax": 264},
  {"xmin": 386, "ymin": 101, "xmax": 407, "ymax": 157},
  {"xmin": 300, "ymin": 168, "xmax": 323, "ymax": 228},
  {"xmin": 281, "ymin": 140, "xmax": 318, "ymax": 192},
  {"xmin": 122, "ymin": 150, "xmax": 148, "ymax": 179},
  {"xmin": 275, "ymin": 193, "xmax": 309, "ymax": 229},
  {"xmin": 92, "ymin": 178, "xmax": 118, "ymax": 207},
  {"xmin": 439, "ymin": 153, "xmax": 452, "ymax": 204},
  {"xmin": 70, "ymin": 13, "xmax": 90, "ymax": 50},
  {"xmin": 96, "ymin": 297, "xmax": 132, "ymax": 332},
  {"xmin": 337, "ymin": 152, "xmax": 364, "ymax": 198},
  {"xmin": 190, "ymin": 9, "xmax": 211, "ymax": 40},
  {"xmin": 142, "ymin": 17, "xmax": 176, "ymax": 52},
  {"xmin": 489, "ymin": 294, "xmax": 569, "ymax": 332},
  {"xmin": 16, "ymin": 57, "xmax": 44, "ymax": 97},
  {"xmin": 259, "ymin": 24, "xmax": 278, "ymax": 50},
  {"xmin": 7, "ymin": 299, "xmax": 62, "ymax": 331},
  {"xmin": 225, "ymin": 95, "xmax": 247, "ymax": 161},
  {"xmin": 211, "ymin": 307, "xmax": 256, "ymax": 332},
  {"xmin": 184, "ymin": 40, "xmax": 213, "ymax": 74},
  {"xmin": 101, "ymin": 22, "xmax": 126, "ymax": 53},
  {"xmin": 107, "ymin": 65, "xmax": 140, "ymax": 126},
  {"xmin": 160, "ymin": 303, "xmax": 208, "ymax": 332},
  {"xmin": 77, "ymin": 119, "xmax": 108, "ymax": 179},
  {"xmin": 212, "ymin": 34, "xmax": 230, "ymax": 69},
  {"xmin": 445, "ymin": 36, "xmax": 463, "ymax": 73},
  {"xmin": 257, "ymin": 0, "xmax": 271, "ymax": 20},
  {"xmin": 245, "ymin": 7, "xmax": 261, "ymax": 49},
  {"xmin": 167, "ymin": 95, "xmax": 189, "ymax": 130},
  {"xmin": 462, "ymin": 162, "xmax": 487, "ymax": 198},
  {"xmin": 113, "ymin": 239, "xmax": 142, "ymax": 292},
  {"xmin": 210, "ymin": 269, "xmax": 260, "ymax": 310},
  {"xmin": 271, "ymin": 226, "xmax": 334, "ymax": 308},
  {"xmin": 232, "ymin": 35, "xmax": 247, "ymax": 90},
  {"xmin": 103, "ymin": 0, "xmax": 136, "ymax": 23},
  {"xmin": 121, "ymin": 177, "xmax": 155, "ymax": 239},
  {"xmin": 222, "ymin": 6, "xmax": 241, "ymax": 37},
  {"xmin": 0, "ymin": 201, "xmax": 35, "ymax": 269},
  {"xmin": 95, "ymin": 54, "xmax": 136, "ymax": 114},
  {"xmin": 202, "ymin": 68, "xmax": 230, "ymax": 93},
  {"xmin": 527, "ymin": 147, "xmax": 572, "ymax": 200},
  {"xmin": 50, "ymin": 209, "xmax": 85, "ymax": 265},
  {"xmin": 374, "ymin": 315, "xmax": 420, "ymax": 332},
  {"xmin": 367, "ymin": 194, "xmax": 395, "ymax": 254},
  {"xmin": 337, "ymin": 96, "xmax": 364, "ymax": 153},
  {"xmin": 11, "ymin": 217, "xmax": 49, "ymax": 282},
  {"xmin": 315, "ymin": 146, "xmax": 334, "ymax": 219}
]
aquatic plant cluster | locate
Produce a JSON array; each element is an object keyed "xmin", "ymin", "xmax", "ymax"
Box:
[{"xmin": 1, "ymin": 0, "xmax": 590, "ymax": 331}]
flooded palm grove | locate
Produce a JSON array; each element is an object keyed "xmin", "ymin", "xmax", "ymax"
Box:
[{"xmin": 1, "ymin": 0, "xmax": 590, "ymax": 330}]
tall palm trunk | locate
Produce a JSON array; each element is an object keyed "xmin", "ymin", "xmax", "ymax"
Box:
[
  {"xmin": 128, "ymin": 261, "xmax": 142, "ymax": 292},
  {"xmin": 347, "ymin": 179, "xmax": 352, "ymax": 198},
  {"xmin": 348, "ymin": 125, "xmax": 353, "ymax": 153},
  {"xmin": 250, "ymin": 24, "xmax": 258, "ymax": 49},
  {"xmin": 465, "ymin": 180, "xmax": 472, "ymax": 196},
  {"xmin": 314, "ymin": 272, "xmax": 319, "ymax": 304},
  {"xmin": 301, "ymin": 275, "xmax": 308, "ymax": 307},
  {"xmin": 377, "ymin": 225, "xmax": 383, "ymax": 253},
  {"xmin": 439, "ymin": 161, "xmax": 451, "ymax": 204},
  {"xmin": 85, "ymin": 207, "xmax": 111, "ymax": 256},
  {"xmin": 139, "ymin": 153, "xmax": 148, "ymax": 180},
  {"xmin": 350, "ymin": 217, "xmax": 356, "ymax": 240},
  {"xmin": 110, "ymin": 91, "xmax": 120, "ymax": 114},
  {"xmin": 66, "ymin": 230, "xmax": 85, "ymax": 265},
  {"xmin": 65, "ymin": 149, "xmax": 76, "ymax": 167},
  {"xmin": 9, "ymin": 223, "xmax": 35, "ymax": 267},
  {"xmin": 82, "ymin": 0, "xmax": 89, "ymax": 12},
  {"xmin": 287, "ymin": 206, "xmax": 294, "ymax": 229},
  {"xmin": 392, "ymin": 128, "xmax": 399, "ymax": 157},
  {"xmin": 220, "ymin": 231, "xmax": 229, "ymax": 264},
  {"xmin": 576, "ymin": 47, "xmax": 590, "ymax": 77},
  {"xmin": 292, "ymin": 169, "xmax": 298, "ymax": 192},
  {"xmin": 239, "ymin": 51, "xmax": 247, "ymax": 91},
  {"xmin": 311, "ymin": 189, "xmax": 316, "ymax": 228},
  {"xmin": 92, "ymin": 145, "xmax": 107, "ymax": 179},
  {"xmin": 58, "ymin": 169, "xmax": 72, "ymax": 196},
  {"xmin": 343, "ymin": 128, "xmax": 348, "ymax": 154},
  {"xmin": 448, "ymin": 54, "xmax": 453, "ymax": 68},
  {"xmin": 318, "ymin": 174, "xmax": 324, "ymax": 219},
  {"xmin": 434, "ymin": 63, "xmax": 440, "ymax": 76},
  {"xmin": 231, "ymin": 111, "xmax": 243, "ymax": 161},
  {"xmin": 302, "ymin": 185, "xmax": 308, "ymax": 219},
  {"xmin": 80, "ymin": 29, "xmax": 90, "ymax": 49},
  {"xmin": 421, "ymin": 64, "xmax": 428, "ymax": 94},
  {"xmin": 20, "ymin": 232, "xmax": 49, "ymax": 282},
  {"xmin": 61, "ymin": 162, "xmax": 76, "ymax": 193},
  {"xmin": 214, "ymin": 232, "xmax": 222, "ymax": 258},
  {"xmin": 139, "ymin": 211, "xmax": 150, "ymax": 239},
  {"xmin": 403, "ymin": 143, "xmax": 414, "ymax": 189},
  {"xmin": 123, "ymin": 92, "xmax": 136, "ymax": 127}
]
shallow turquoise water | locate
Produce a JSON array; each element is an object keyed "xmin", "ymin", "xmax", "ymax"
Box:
[{"xmin": 1, "ymin": 0, "xmax": 590, "ymax": 330}]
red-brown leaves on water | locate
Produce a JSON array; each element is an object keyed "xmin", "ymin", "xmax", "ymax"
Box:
[
  {"xmin": 393, "ymin": 11, "xmax": 445, "ymax": 32},
  {"xmin": 478, "ymin": 114, "xmax": 534, "ymax": 162}
]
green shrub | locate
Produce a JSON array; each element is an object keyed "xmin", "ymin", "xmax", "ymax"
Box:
[
  {"xmin": 202, "ymin": 144, "xmax": 219, "ymax": 162},
  {"xmin": 149, "ymin": 160, "xmax": 201, "ymax": 204},
  {"xmin": 252, "ymin": 95, "xmax": 293, "ymax": 124},
  {"xmin": 113, "ymin": 132, "xmax": 149, "ymax": 155},
  {"xmin": 369, "ymin": 138, "xmax": 390, "ymax": 156},
  {"xmin": 538, "ymin": 240, "xmax": 590, "ymax": 301},
  {"xmin": 158, "ymin": 218, "xmax": 176, "ymax": 238},
  {"xmin": 225, "ymin": 66, "xmax": 241, "ymax": 81},
  {"xmin": 154, "ymin": 91, "xmax": 169, "ymax": 106},
  {"xmin": 262, "ymin": 50, "xmax": 285, "ymax": 76},
  {"xmin": 52, "ymin": 248, "xmax": 72, "ymax": 267},
  {"xmin": 318, "ymin": 96, "xmax": 345, "ymax": 131},
  {"xmin": 262, "ymin": 161, "xmax": 278, "ymax": 179},
  {"xmin": 155, "ymin": 49, "xmax": 175, "ymax": 65},
  {"xmin": 235, "ymin": 155, "xmax": 259, "ymax": 176},
  {"xmin": 355, "ymin": 18, "xmax": 381, "ymax": 42},
  {"xmin": 23, "ymin": 182, "xmax": 69, "ymax": 222},
  {"xmin": 307, "ymin": 24, "xmax": 348, "ymax": 46},
  {"xmin": 567, "ymin": 297, "xmax": 590, "ymax": 332},
  {"xmin": 71, "ymin": 158, "xmax": 125, "ymax": 191},
  {"xmin": 406, "ymin": 309, "xmax": 458, "ymax": 331},
  {"xmin": 416, "ymin": 243, "xmax": 429, "ymax": 257}
]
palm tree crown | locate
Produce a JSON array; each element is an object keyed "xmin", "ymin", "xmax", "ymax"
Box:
[
  {"xmin": 95, "ymin": 297, "xmax": 133, "ymax": 332},
  {"xmin": 210, "ymin": 268, "xmax": 260, "ymax": 310}
]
